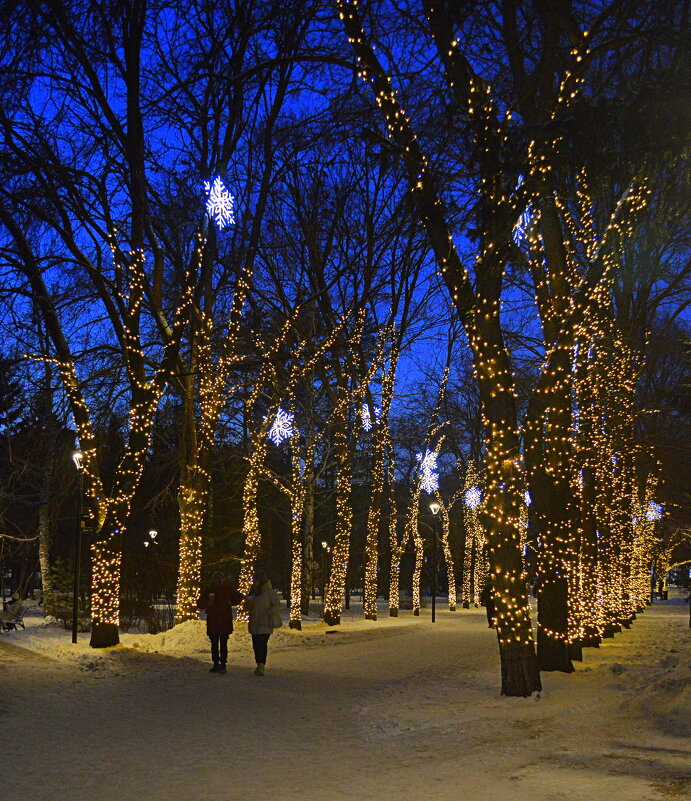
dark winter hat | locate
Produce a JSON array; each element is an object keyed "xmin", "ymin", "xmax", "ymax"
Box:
[{"xmin": 253, "ymin": 569, "xmax": 268, "ymax": 583}]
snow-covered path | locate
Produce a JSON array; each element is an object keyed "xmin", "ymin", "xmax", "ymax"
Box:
[{"xmin": 1, "ymin": 601, "xmax": 688, "ymax": 801}]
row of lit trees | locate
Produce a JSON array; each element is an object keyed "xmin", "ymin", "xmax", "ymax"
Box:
[
  {"xmin": 0, "ymin": 1, "xmax": 685, "ymax": 691},
  {"xmin": 333, "ymin": 0, "xmax": 685, "ymax": 693}
]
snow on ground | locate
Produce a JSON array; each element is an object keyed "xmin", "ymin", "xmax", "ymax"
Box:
[{"xmin": 1, "ymin": 595, "xmax": 689, "ymax": 801}]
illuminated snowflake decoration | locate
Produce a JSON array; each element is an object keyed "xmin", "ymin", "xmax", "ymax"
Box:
[
  {"xmin": 464, "ymin": 486, "xmax": 482, "ymax": 509},
  {"xmin": 416, "ymin": 450, "xmax": 439, "ymax": 494},
  {"xmin": 267, "ymin": 407, "xmax": 294, "ymax": 446},
  {"xmin": 512, "ymin": 175, "xmax": 534, "ymax": 246},
  {"xmin": 524, "ymin": 491, "xmax": 532, "ymax": 506},
  {"xmin": 646, "ymin": 502, "xmax": 663, "ymax": 522},
  {"xmin": 512, "ymin": 208, "xmax": 533, "ymax": 245},
  {"xmin": 204, "ymin": 175, "xmax": 235, "ymax": 229},
  {"xmin": 360, "ymin": 403, "xmax": 382, "ymax": 432},
  {"xmin": 420, "ymin": 470, "xmax": 439, "ymax": 494}
]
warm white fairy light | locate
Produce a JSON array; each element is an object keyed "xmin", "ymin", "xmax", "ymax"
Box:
[
  {"xmin": 204, "ymin": 175, "xmax": 235, "ymax": 229},
  {"xmin": 267, "ymin": 407, "xmax": 295, "ymax": 446}
]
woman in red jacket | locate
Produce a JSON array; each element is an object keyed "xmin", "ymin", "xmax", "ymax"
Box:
[{"xmin": 198, "ymin": 571, "xmax": 245, "ymax": 674}]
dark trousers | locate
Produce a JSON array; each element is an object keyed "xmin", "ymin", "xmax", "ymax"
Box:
[
  {"xmin": 252, "ymin": 633, "xmax": 270, "ymax": 664},
  {"xmin": 209, "ymin": 633, "xmax": 229, "ymax": 666},
  {"xmin": 485, "ymin": 600, "xmax": 495, "ymax": 628}
]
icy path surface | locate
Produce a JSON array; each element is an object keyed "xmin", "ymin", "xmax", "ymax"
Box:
[{"xmin": 1, "ymin": 601, "xmax": 688, "ymax": 801}]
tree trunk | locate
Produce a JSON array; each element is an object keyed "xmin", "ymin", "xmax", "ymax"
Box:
[
  {"xmin": 364, "ymin": 433, "xmax": 385, "ymax": 620},
  {"xmin": 301, "ymin": 470, "xmax": 315, "ymax": 616},
  {"xmin": 175, "ymin": 464, "xmax": 208, "ymax": 622},
  {"xmin": 324, "ymin": 418, "xmax": 352, "ymax": 626},
  {"xmin": 37, "ymin": 490, "xmax": 52, "ymax": 612},
  {"xmin": 473, "ymin": 319, "xmax": 542, "ymax": 695},
  {"xmin": 89, "ymin": 521, "xmax": 123, "ymax": 648}
]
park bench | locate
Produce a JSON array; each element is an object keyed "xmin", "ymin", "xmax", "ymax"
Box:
[{"xmin": 1, "ymin": 605, "xmax": 28, "ymax": 632}]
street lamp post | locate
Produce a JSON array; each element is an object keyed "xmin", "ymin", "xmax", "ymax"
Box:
[
  {"xmin": 429, "ymin": 502, "xmax": 441, "ymax": 623},
  {"xmin": 71, "ymin": 450, "xmax": 84, "ymax": 644}
]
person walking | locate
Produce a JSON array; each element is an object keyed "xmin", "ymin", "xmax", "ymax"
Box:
[
  {"xmin": 246, "ymin": 569, "xmax": 282, "ymax": 675},
  {"xmin": 198, "ymin": 571, "xmax": 245, "ymax": 674}
]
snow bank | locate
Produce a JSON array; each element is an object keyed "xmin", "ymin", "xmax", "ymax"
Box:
[{"xmin": 2, "ymin": 601, "xmax": 427, "ymax": 665}]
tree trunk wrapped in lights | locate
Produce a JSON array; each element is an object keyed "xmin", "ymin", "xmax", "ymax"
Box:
[
  {"xmin": 363, "ymin": 363, "xmax": 396, "ymax": 621},
  {"xmin": 1, "ymin": 213, "xmax": 190, "ymax": 647},
  {"xmin": 322, "ymin": 319, "xmax": 389, "ymax": 626},
  {"xmin": 461, "ymin": 462, "xmax": 482, "ymax": 608},
  {"xmin": 411, "ymin": 375, "xmax": 449, "ymax": 616},
  {"xmin": 435, "ymin": 487, "xmax": 462, "ymax": 611},
  {"xmin": 410, "ymin": 491, "xmax": 424, "ymax": 616},
  {"xmin": 387, "ymin": 446, "xmax": 403, "ymax": 617},
  {"xmin": 287, "ymin": 441, "xmax": 311, "ymax": 630},
  {"xmin": 337, "ymin": 0, "xmax": 541, "ymax": 695},
  {"xmin": 573, "ymin": 286, "xmax": 650, "ymax": 638},
  {"xmin": 323, "ymin": 411, "xmax": 353, "ymax": 626},
  {"xmin": 237, "ymin": 432, "xmax": 270, "ymax": 607}
]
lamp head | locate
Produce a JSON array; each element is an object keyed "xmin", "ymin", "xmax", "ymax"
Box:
[
  {"xmin": 149, "ymin": 529, "xmax": 158, "ymax": 539},
  {"xmin": 429, "ymin": 502, "xmax": 441, "ymax": 515},
  {"xmin": 72, "ymin": 450, "xmax": 84, "ymax": 471}
]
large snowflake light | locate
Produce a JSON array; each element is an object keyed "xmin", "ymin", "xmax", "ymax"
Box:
[
  {"xmin": 204, "ymin": 175, "xmax": 235, "ymax": 229},
  {"xmin": 646, "ymin": 501, "xmax": 663, "ymax": 522},
  {"xmin": 267, "ymin": 407, "xmax": 294, "ymax": 446},
  {"xmin": 416, "ymin": 449, "xmax": 439, "ymax": 494},
  {"xmin": 464, "ymin": 486, "xmax": 482, "ymax": 509}
]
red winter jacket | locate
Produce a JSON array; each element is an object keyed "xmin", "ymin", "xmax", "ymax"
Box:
[{"xmin": 198, "ymin": 582, "xmax": 245, "ymax": 636}]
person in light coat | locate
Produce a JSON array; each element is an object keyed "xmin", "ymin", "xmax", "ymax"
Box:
[{"xmin": 246, "ymin": 569, "xmax": 282, "ymax": 675}]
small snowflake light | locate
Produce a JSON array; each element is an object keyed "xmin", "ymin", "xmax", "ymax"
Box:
[
  {"xmin": 416, "ymin": 450, "xmax": 439, "ymax": 494},
  {"xmin": 512, "ymin": 176, "xmax": 534, "ymax": 246},
  {"xmin": 204, "ymin": 175, "xmax": 235, "ymax": 229},
  {"xmin": 512, "ymin": 207, "xmax": 533, "ymax": 245},
  {"xmin": 524, "ymin": 490, "xmax": 532, "ymax": 506},
  {"xmin": 646, "ymin": 502, "xmax": 663, "ymax": 522},
  {"xmin": 464, "ymin": 486, "xmax": 482, "ymax": 509},
  {"xmin": 267, "ymin": 407, "xmax": 294, "ymax": 446},
  {"xmin": 361, "ymin": 404, "xmax": 372, "ymax": 431},
  {"xmin": 361, "ymin": 403, "xmax": 381, "ymax": 431}
]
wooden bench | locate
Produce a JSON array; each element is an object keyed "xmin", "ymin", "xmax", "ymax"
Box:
[{"xmin": 1, "ymin": 605, "xmax": 28, "ymax": 632}]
